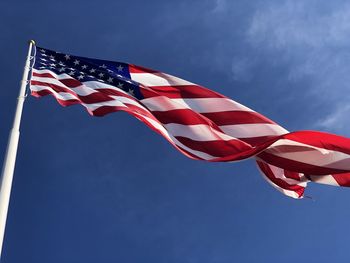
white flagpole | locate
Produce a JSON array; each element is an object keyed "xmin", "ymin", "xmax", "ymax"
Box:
[{"xmin": 0, "ymin": 40, "xmax": 35, "ymax": 258}]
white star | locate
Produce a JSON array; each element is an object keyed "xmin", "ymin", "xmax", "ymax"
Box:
[
  {"xmin": 73, "ymin": 59, "xmax": 80, "ymax": 65},
  {"xmin": 89, "ymin": 68, "xmax": 96, "ymax": 73},
  {"xmin": 64, "ymin": 54, "xmax": 71, "ymax": 60},
  {"xmin": 107, "ymin": 77, "xmax": 113, "ymax": 83},
  {"xmin": 128, "ymin": 88, "xmax": 135, "ymax": 96},
  {"xmin": 82, "ymin": 65, "xmax": 88, "ymax": 69},
  {"xmin": 40, "ymin": 58, "xmax": 47, "ymax": 62},
  {"xmin": 98, "ymin": 72, "xmax": 104, "ymax": 78},
  {"xmin": 59, "ymin": 67, "xmax": 65, "ymax": 72},
  {"xmin": 117, "ymin": 83, "xmax": 124, "ymax": 89},
  {"xmin": 117, "ymin": 65, "xmax": 123, "ymax": 72},
  {"xmin": 41, "ymin": 53, "xmax": 47, "ymax": 57},
  {"xmin": 49, "ymin": 55, "xmax": 55, "ymax": 61},
  {"xmin": 58, "ymin": 62, "xmax": 65, "ymax": 66},
  {"xmin": 68, "ymin": 71, "xmax": 75, "ymax": 76},
  {"xmin": 50, "ymin": 63, "xmax": 56, "ymax": 67},
  {"xmin": 77, "ymin": 75, "xmax": 84, "ymax": 80},
  {"xmin": 99, "ymin": 64, "xmax": 107, "ymax": 69},
  {"xmin": 40, "ymin": 49, "xmax": 46, "ymax": 53}
]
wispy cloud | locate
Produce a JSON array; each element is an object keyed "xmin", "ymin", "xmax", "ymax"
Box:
[
  {"xmin": 212, "ymin": 0, "xmax": 227, "ymax": 13},
  {"xmin": 316, "ymin": 105, "xmax": 350, "ymax": 132},
  {"xmin": 241, "ymin": 0, "xmax": 350, "ymax": 132},
  {"xmin": 231, "ymin": 56, "xmax": 256, "ymax": 82}
]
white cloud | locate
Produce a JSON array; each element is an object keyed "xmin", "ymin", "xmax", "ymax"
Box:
[
  {"xmin": 247, "ymin": 1, "xmax": 350, "ymax": 50},
  {"xmin": 317, "ymin": 105, "xmax": 350, "ymax": 132},
  {"xmin": 212, "ymin": 0, "xmax": 227, "ymax": 13},
  {"xmin": 231, "ymin": 56, "xmax": 255, "ymax": 81},
  {"xmin": 244, "ymin": 0, "xmax": 350, "ymax": 132}
]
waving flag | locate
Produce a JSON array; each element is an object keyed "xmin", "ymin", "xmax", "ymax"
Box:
[{"xmin": 30, "ymin": 46, "xmax": 350, "ymax": 199}]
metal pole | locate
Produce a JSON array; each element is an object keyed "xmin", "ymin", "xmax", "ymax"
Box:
[{"xmin": 0, "ymin": 40, "xmax": 35, "ymax": 259}]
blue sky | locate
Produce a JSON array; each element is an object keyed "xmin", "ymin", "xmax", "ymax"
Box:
[{"xmin": 1, "ymin": 0, "xmax": 350, "ymax": 262}]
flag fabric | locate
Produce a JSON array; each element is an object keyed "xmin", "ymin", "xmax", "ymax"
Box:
[{"xmin": 30, "ymin": 46, "xmax": 350, "ymax": 199}]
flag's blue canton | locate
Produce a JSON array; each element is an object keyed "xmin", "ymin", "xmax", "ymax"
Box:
[{"xmin": 33, "ymin": 47, "xmax": 144, "ymax": 99}]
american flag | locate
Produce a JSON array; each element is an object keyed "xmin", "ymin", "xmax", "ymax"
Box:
[{"xmin": 30, "ymin": 46, "xmax": 350, "ymax": 199}]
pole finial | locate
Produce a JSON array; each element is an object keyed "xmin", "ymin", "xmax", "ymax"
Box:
[{"xmin": 28, "ymin": 40, "xmax": 36, "ymax": 45}]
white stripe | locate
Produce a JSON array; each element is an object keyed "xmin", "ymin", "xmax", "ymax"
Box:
[
  {"xmin": 269, "ymin": 164, "xmax": 307, "ymax": 187},
  {"xmin": 265, "ymin": 139, "xmax": 350, "ymax": 170},
  {"xmin": 131, "ymin": 72, "xmax": 194, "ymax": 86},
  {"xmin": 31, "ymin": 85, "xmax": 78, "ymax": 101},
  {"xmin": 142, "ymin": 96, "xmax": 253, "ymax": 113},
  {"xmin": 33, "ymin": 68, "xmax": 76, "ymax": 80},
  {"xmin": 220, "ymin": 124, "xmax": 288, "ymax": 138},
  {"xmin": 135, "ymin": 115, "xmax": 216, "ymax": 160},
  {"xmin": 32, "ymin": 76, "xmax": 98, "ymax": 96},
  {"xmin": 308, "ymin": 175, "xmax": 340, "ymax": 186},
  {"xmin": 164, "ymin": 123, "xmax": 235, "ymax": 142},
  {"xmin": 82, "ymin": 96, "xmax": 139, "ymax": 111},
  {"xmin": 83, "ymin": 81, "xmax": 128, "ymax": 93}
]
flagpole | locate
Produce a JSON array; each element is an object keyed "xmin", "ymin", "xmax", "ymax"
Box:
[{"xmin": 0, "ymin": 40, "xmax": 35, "ymax": 258}]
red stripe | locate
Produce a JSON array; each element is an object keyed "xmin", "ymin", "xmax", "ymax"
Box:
[
  {"xmin": 329, "ymin": 173, "xmax": 350, "ymax": 187},
  {"xmin": 284, "ymin": 170, "xmax": 302, "ymax": 181},
  {"xmin": 175, "ymin": 136, "xmax": 253, "ymax": 159},
  {"xmin": 140, "ymin": 85, "xmax": 225, "ymax": 99},
  {"xmin": 33, "ymin": 72, "xmax": 56, "ymax": 78},
  {"xmin": 239, "ymin": 135, "xmax": 278, "ymax": 147},
  {"xmin": 151, "ymin": 109, "xmax": 220, "ymax": 127},
  {"xmin": 93, "ymin": 103, "xmax": 154, "ymax": 120},
  {"xmin": 258, "ymin": 151, "xmax": 350, "ymax": 175},
  {"xmin": 129, "ymin": 64, "xmax": 159, "ymax": 73},
  {"xmin": 201, "ymin": 111, "xmax": 275, "ymax": 125},
  {"xmin": 59, "ymin": 78, "xmax": 82, "ymax": 88},
  {"xmin": 284, "ymin": 131, "xmax": 350, "ymax": 156},
  {"xmin": 31, "ymin": 90, "xmax": 52, "ymax": 98}
]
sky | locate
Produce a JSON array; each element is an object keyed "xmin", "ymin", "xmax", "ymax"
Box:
[{"xmin": 1, "ymin": 0, "xmax": 350, "ymax": 262}]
